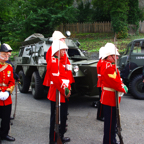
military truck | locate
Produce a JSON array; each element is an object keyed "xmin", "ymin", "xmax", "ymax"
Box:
[
  {"xmin": 15, "ymin": 33, "xmax": 99, "ymax": 99},
  {"xmin": 119, "ymin": 38, "xmax": 144, "ymax": 99}
]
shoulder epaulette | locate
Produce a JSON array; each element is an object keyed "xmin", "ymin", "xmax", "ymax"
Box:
[
  {"xmin": 8, "ymin": 63, "xmax": 12, "ymax": 67},
  {"xmin": 52, "ymin": 57, "xmax": 56, "ymax": 63}
]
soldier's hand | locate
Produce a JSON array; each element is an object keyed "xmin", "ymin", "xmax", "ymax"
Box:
[
  {"xmin": 0, "ymin": 91, "xmax": 9, "ymax": 101},
  {"xmin": 66, "ymin": 90, "xmax": 71, "ymax": 98}
]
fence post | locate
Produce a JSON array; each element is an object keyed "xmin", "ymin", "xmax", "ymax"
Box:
[
  {"xmin": 103, "ymin": 22, "xmax": 104, "ymax": 32},
  {"xmin": 139, "ymin": 21, "xmax": 141, "ymax": 33},
  {"xmin": 77, "ymin": 23, "xmax": 79, "ymax": 33}
]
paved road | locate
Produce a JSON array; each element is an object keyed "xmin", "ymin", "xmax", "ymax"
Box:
[{"xmin": 2, "ymin": 89, "xmax": 144, "ymax": 144}]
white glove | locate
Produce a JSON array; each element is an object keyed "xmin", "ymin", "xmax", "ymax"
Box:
[
  {"xmin": 0, "ymin": 92, "xmax": 4, "ymax": 100},
  {"xmin": 62, "ymin": 79, "xmax": 69, "ymax": 87},
  {"xmin": 0, "ymin": 91, "xmax": 9, "ymax": 101},
  {"xmin": 118, "ymin": 92, "xmax": 124, "ymax": 97}
]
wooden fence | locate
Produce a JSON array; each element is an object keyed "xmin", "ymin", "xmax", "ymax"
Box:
[
  {"xmin": 139, "ymin": 21, "xmax": 144, "ymax": 33},
  {"xmin": 57, "ymin": 21, "xmax": 144, "ymax": 34}
]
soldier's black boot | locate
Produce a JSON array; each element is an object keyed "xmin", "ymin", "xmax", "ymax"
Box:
[{"xmin": 49, "ymin": 142, "xmax": 55, "ymax": 144}]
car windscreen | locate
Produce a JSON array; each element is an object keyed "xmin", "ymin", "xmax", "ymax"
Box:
[
  {"xmin": 123, "ymin": 43, "xmax": 131, "ymax": 55},
  {"xmin": 68, "ymin": 48, "xmax": 80, "ymax": 57},
  {"xmin": 132, "ymin": 40, "xmax": 144, "ymax": 54},
  {"xmin": 65, "ymin": 39, "xmax": 78, "ymax": 48}
]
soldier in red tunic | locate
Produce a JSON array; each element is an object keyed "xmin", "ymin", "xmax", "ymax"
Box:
[
  {"xmin": 0, "ymin": 44, "xmax": 15, "ymax": 142},
  {"xmin": 47, "ymin": 39, "xmax": 73, "ymax": 144},
  {"xmin": 100, "ymin": 43, "xmax": 128, "ymax": 144},
  {"xmin": 43, "ymin": 31, "xmax": 67, "ymax": 87},
  {"xmin": 96, "ymin": 47, "xmax": 105, "ymax": 121}
]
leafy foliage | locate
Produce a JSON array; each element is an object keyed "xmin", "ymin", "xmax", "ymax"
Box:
[
  {"xmin": 0, "ymin": 0, "xmax": 142, "ymax": 49},
  {"xmin": 92, "ymin": 8, "xmax": 111, "ymax": 22},
  {"xmin": 0, "ymin": 0, "xmax": 78, "ymax": 50},
  {"xmin": 92, "ymin": 0, "xmax": 129, "ymax": 38},
  {"xmin": 110, "ymin": 0, "xmax": 129, "ymax": 38},
  {"xmin": 127, "ymin": 0, "xmax": 140, "ymax": 33},
  {"xmin": 76, "ymin": 1, "xmax": 94, "ymax": 23}
]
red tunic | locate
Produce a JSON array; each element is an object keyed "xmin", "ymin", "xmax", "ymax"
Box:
[
  {"xmin": 43, "ymin": 47, "xmax": 75, "ymax": 87},
  {"xmin": 97, "ymin": 59, "xmax": 103, "ymax": 87},
  {"xmin": 60, "ymin": 53, "xmax": 75, "ymax": 84},
  {"xmin": 100, "ymin": 60, "xmax": 126, "ymax": 106},
  {"xmin": 0, "ymin": 62, "xmax": 15, "ymax": 106},
  {"xmin": 43, "ymin": 46, "xmax": 52, "ymax": 87},
  {"xmin": 47, "ymin": 56, "xmax": 72, "ymax": 103}
]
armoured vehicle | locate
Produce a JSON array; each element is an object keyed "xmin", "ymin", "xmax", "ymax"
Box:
[
  {"xmin": 15, "ymin": 33, "xmax": 99, "ymax": 99},
  {"xmin": 119, "ymin": 38, "xmax": 144, "ymax": 99}
]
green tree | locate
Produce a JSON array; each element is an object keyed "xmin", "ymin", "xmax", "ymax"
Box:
[
  {"xmin": 1, "ymin": 0, "xmax": 78, "ymax": 49},
  {"xmin": 92, "ymin": 0, "xmax": 129, "ymax": 38},
  {"xmin": 110, "ymin": 0, "xmax": 129, "ymax": 38},
  {"xmin": 76, "ymin": 1, "xmax": 94, "ymax": 23},
  {"xmin": 128, "ymin": 0, "xmax": 140, "ymax": 33},
  {"xmin": 0, "ymin": 0, "xmax": 15, "ymax": 42}
]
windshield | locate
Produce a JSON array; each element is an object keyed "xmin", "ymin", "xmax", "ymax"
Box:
[
  {"xmin": 123, "ymin": 43, "xmax": 131, "ymax": 55},
  {"xmin": 132, "ymin": 40, "xmax": 144, "ymax": 54},
  {"xmin": 68, "ymin": 48, "xmax": 80, "ymax": 57},
  {"xmin": 65, "ymin": 39, "xmax": 78, "ymax": 48}
]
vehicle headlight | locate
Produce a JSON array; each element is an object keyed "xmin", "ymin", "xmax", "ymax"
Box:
[
  {"xmin": 73, "ymin": 65, "xmax": 79, "ymax": 73},
  {"xmin": 65, "ymin": 31, "xmax": 71, "ymax": 37}
]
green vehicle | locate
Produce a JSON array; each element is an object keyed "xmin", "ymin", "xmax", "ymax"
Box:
[
  {"xmin": 119, "ymin": 38, "xmax": 144, "ymax": 99},
  {"xmin": 15, "ymin": 33, "xmax": 99, "ymax": 99}
]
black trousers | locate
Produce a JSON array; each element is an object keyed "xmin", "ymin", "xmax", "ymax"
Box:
[
  {"xmin": 49, "ymin": 99, "xmax": 68, "ymax": 142},
  {"xmin": 0, "ymin": 104, "xmax": 11, "ymax": 137},
  {"xmin": 97, "ymin": 87, "xmax": 104, "ymax": 119},
  {"xmin": 103, "ymin": 105, "xmax": 117, "ymax": 144}
]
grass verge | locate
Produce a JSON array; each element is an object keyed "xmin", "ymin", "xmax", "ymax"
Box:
[
  {"xmin": 71, "ymin": 32, "xmax": 144, "ymax": 52},
  {"xmin": 11, "ymin": 32, "xmax": 144, "ymax": 60}
]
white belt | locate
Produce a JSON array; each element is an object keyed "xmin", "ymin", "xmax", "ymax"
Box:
[
  {"xmin": 0, "ymin": 83, "xmax": 8, "ymax": 87},
  {"xmin": 103, "ymin": 87, "xmax": 115, "ymax": 92},
  {"xmin": 103, "ymin": 87, "xmax": 124, "ymax": 97}
]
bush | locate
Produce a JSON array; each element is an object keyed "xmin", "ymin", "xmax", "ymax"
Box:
[{"xmin": 117, "ymin": 26, "xmax": 128, "ymax": 39}]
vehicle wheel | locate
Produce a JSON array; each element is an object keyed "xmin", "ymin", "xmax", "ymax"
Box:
[
  {"xmin": 129, "ymin": 74, "xmax": 144, "ymax": 99},
  {"xmin": 18, "ymin": 70, "xmax": 30, "ymax": 93},
  {"xmin": 31, "ymin": 71, "xmax": 43, "ymax": 99}
]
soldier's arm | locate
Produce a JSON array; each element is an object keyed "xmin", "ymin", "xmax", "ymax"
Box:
[
  {"xmin": 105, "ymin": 67, "xmax": 127, "ymax": 93},
  {"xmin": 6, "ymin": 66, "xmax": 15, "ymax": 94},
  {"xmin": 50, "ymin": 61, "xmax": 70, "ymax": 97}
]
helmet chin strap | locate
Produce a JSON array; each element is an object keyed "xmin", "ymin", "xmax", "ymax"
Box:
[{"xmin": 110, "ymin": 55, "xmax": 115, "ymax": 63}]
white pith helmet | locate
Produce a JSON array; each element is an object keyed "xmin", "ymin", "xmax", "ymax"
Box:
[
  {"xmin": 52, "ymin": 40, "xmax": 68, "ymax": 56},
  {"xmin": 52, "ymin": 31, "xmax": 66, "ymax": 40},
  {"xmin": 102, "ymin": 43, "xmax": 120, "ymax": 59},
  {"xmin": 99, "ymin": 46, "xmax": 105, "ymax": 59}
]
